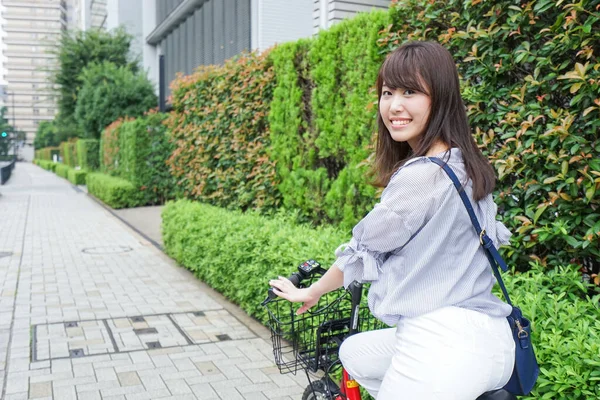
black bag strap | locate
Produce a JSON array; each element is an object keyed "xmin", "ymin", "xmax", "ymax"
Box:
[{"xmin": 429, "ymin": 157, "xmax": 513, "ymax": 306}]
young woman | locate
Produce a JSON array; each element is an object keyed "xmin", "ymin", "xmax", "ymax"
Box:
[{"xmin": 269, "ymin": 41, "xmax": 515, "ymax": 399}]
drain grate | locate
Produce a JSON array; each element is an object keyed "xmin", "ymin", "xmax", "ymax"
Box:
[
  {"xmin": 146, "ymin": 341, "xmax": 161, "ymax": 349},
  {"xmin": 81, "ymin": 246, "xmax": 133, "ymax": 255},
  {"xmin": 134, "ymin": 328, "xmax": 158, "ymax": 335},
  {"xmin": 0, "ymin": 252, "xmax": 12, "ymax": 259},
  {"xmin": 193, "ymin": 311, "xmax": 205, "ymax": 317},
  {"xmin": 130, "ymin": 316, "xmax": 145, "ymax": 323},
  {"xmin": 69, "ymin": 349, "xmax": 85, "ymax": 358},
  {"xmin": 216, "ymin": 334, "xmax": 231, "ymax": 341},
  {"xmin": 65, "ymin": 322, "xmax": 78, "ymax": 328}
]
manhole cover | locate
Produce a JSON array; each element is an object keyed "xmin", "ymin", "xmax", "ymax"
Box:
[
  {"xmin": 0, "ymin": 252, "xmax": 12, "ymax": 259},
  {"xmin": 82, "ymin": 246, "xmax": 133, "ymax": 255}
]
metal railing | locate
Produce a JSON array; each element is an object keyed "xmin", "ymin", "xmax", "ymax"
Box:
[{"xmin": 0, "ymin": 155, "xmax": 16, "ymax": 185}]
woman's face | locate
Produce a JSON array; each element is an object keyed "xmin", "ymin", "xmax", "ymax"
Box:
[{"xmin": 379, "ymin": 84, "xmax": 431, "ymax": 149}]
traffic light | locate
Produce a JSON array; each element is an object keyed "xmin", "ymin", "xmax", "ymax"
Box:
[{"xmin": 0, "ymin": 132, "xmax": 7, "ymax": 138}]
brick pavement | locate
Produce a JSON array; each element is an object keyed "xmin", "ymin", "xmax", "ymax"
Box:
[{"xmin": 0, "ymin": 163, "xmax": 309, "ymax": 400}]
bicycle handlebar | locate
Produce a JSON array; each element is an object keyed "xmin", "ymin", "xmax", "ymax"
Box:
[{"xmin": 261, "ymin": 259, "xmax": 327, "ymax": 306}]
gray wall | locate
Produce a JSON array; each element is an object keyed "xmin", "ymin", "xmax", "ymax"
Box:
[{"xmin": 157, "ymin": 0, "xmax": 251, "ymax": 97}]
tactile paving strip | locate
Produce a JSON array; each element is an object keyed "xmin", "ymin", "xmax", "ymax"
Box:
[{"xmin": 32, "ymin": 310, "xmax": 256, "ymax": 361}]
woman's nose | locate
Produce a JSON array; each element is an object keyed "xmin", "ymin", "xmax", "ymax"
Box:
[{"xmin": 391, "ymin": 97, "xmax": 405, "ymax": 112}]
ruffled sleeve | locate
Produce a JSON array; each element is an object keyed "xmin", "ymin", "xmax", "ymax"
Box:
[
  {"xmin": 333, "ymin": 160, "xmax": 452, "ymax": 288},
  {"xmin": 494, "ymin": 220, "xmax": 512, "ymax": 246}
]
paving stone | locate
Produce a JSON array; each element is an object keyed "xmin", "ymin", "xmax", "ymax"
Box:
[
  {"xmin": 117, "ymin": 371, "xmax": 141, "ymax": 386},
  {"xmin": 51, "ymin": 385, "xmax": 77, "ymax": 400},
  {"xmin": 0, "ymin": 164, "xmax": 304, "ymax": 400},
  {"xmin": 29, "ymin": 381, "xmax": 52, "ymax": 398}
]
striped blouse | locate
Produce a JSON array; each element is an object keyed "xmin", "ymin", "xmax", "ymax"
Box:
[{"xmin": 334, "ymin": 148, "xmax": 513, "ymax": 326}]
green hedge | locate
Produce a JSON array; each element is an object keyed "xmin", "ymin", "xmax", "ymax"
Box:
[
  {"xmin": 162, "ymin": 200, "xmax": 600, "ymax": 400},
  {"xmin": 162, "ymin": 200, "xmax": 347, "ymax": 319},
  {"xmin": 112, "ymin": 113, "xmax": 177, "ymax": 205},
  {"xmin": 60, "ymin": 140, "xmax": 78, "ymax": 168},
  {"xmin": 67, "ymin": 168, "xmax": 87, "ymax": 185},
  {"xmin": 54, "ymin": 163, "xmax": 70, "ymax": 179},
  {"xmin": 35, "ymin": 159, "xmax": 56, "ymax": 172},
  {"xmin": 76, "ymin": 139, "xmax": 100, "ymax": 171},
  {"xmin": 166, "ymin": 51, "xmax": 279, "ymax": 212},
  {"xmin": 269, "ymin": 11, "xmax": 389, "ymax": 230},
  {"xmin": 86, "ymin": 172, "xmax": 139, "ymax": 209},
  {"xmin": 99, "ymin": 113, "xmax": 176, "ymax": 205},
  {"xmin": 35, "ymin": 147, "xmax": 60, "ymax": 161}
]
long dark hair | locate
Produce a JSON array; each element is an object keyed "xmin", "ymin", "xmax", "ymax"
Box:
[{"xmin": 373, "ymin": 41, "xmax": 495, "ymax": 201}]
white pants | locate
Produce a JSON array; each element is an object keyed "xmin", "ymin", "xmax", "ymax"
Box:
[{"xmin": 339, "ymin": 306, "xmax": 515, "ymax": 399}]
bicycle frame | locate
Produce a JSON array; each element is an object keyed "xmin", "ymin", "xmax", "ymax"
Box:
[{"xmin": 308, "ymin": 280, "xmax": 365, "ymax": 400}]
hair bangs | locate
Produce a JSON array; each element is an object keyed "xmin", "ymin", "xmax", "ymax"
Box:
[{"xmin": 379, "ymin": 49, "xmax": 428, "ymax": 95}]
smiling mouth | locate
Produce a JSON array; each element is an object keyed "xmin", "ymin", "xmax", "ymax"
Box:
[{"xmin": 390, "ymin": 119, "xmax": 411, "ymax": 127}]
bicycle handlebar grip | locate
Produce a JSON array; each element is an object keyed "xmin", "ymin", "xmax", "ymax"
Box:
[{"xmin": 262, "ymin": 272, "xmax": 303, "ymax": 305}]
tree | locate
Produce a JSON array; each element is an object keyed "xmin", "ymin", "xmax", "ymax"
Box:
[
  {"xmin": 33, "ymin": 120, "xmax": 59, "ymax": 149},
  {"xmin": 74, "ymin": 61, "xmax": 157, "ymax": 139},
  {"xmin": 51, "ymin": 28, "xmax": 137, "ymax": 131}
]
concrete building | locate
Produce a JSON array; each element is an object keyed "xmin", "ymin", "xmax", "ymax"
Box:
[
  {"xmin": 0, "ymin": 0, "xmax": 68, "ymax": 147},
  {"xmin": 84, "ymin": 0, "xmax": 389, "ymax": 98}
]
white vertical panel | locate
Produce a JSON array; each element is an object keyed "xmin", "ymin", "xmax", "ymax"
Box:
[{"xmin": 257, "ymin": 0, "xmax": 313, "ymax": 52}]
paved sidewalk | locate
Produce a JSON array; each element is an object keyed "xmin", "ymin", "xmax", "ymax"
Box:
[{"xmin": 0, "ymin": 163, "xmax": 308, "ymax": 400}]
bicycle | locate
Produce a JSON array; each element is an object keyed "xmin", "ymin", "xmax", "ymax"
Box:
[{"xmin": 262, "ymin": 260, "xmax": 517, "ymax": 400}]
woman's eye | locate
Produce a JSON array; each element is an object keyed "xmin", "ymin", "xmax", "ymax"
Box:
[
  {"xmin": 382, "ymin": 90, "xmax": 392, "ymax": 96},
  {"xmin": 403, "ymin": 89, "xmax": 415, "ymax": 95}
]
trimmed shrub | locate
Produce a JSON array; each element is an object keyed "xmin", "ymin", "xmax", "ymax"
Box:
[
  {"xmin": 269, "ymin": 11, "xmax": 389, "ymax": 231},
  {"xmin": 111, "ymin": 112, "xmax": 177, "ymax": 204},
  {"xmin": 162, "ymin": 200, "xmax": 347, "ymax": 319},
  {"xmin": 60, "ymin": 140, "xmax": 78, "ymax": 168},
  {"xmin": 54, "ymin": 163, "xmax": 70, "ymax": 179},
  {"xmin": 35, "ymin": 160, "xmax": 52, "ymax": 170},
  {"xmin": 76, "ymin": 139, "xmax": 100, "ymax": 171},
  {"xmin": 86, "ymin": 172, "xmax": 139, "ymax": 209},
  {"xmin": 165, "ymin": 51, "xmax": 279, "ymax": 213},
  {"xmin": 162, "ymin": 200, "xmax": 600, "ymax": 400},
  {"xmin": 75, "ymin": 61, "xmax": 157, "ymax": 139},
  {"xmin": 67, "ymin": 168, "xmax": 87, "ymax": 185},
  {"xmin": 100, "ymin": 117, "xmax": 131, "ymax": 175},
  {"xmin": 35, "ymin": 147, "xmax": 60, "ymax": 161}
]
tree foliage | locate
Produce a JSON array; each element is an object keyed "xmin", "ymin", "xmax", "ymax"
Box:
[
  {"xmin": 33, "ymin": 121, "xmax": 59, "ymax": 149},
  {"xmin": 75, "ymin": 61, "xmax": 156, "ymax": 139},
  {"xmin": 51, "ymin": 28, "xmax": 136, "ymax": 129}
]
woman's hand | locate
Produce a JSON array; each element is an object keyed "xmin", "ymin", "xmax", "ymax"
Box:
[{"xmin": 269, "ymin": 276, "xmax": 320, "ymax": 315}]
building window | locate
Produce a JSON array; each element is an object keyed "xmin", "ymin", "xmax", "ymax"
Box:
[
  {"xmin": 33, "ymin": 109, "xmax": 40, "ymax": 115},
  {"xmin": 32, "ymin": 84, "xmax": 38, "ymax": 89},
  {"xmin": 33, "ymin": 95, "xmax": 39, "ymax": 100}
]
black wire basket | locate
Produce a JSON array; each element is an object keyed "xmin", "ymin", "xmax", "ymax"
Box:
[{"xmin": 264, "ymin": 284, "xmax": 383, "ymax": 375}]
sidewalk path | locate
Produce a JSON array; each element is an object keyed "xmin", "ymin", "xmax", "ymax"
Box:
[{"xmin": 0, "ymin": 163, "xmax": 307, "ymax": 400}]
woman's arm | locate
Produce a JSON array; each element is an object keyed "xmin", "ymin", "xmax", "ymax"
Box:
[{"xmin": 269, "ymin": 264, "xmax": 344, "ymax": 314}]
